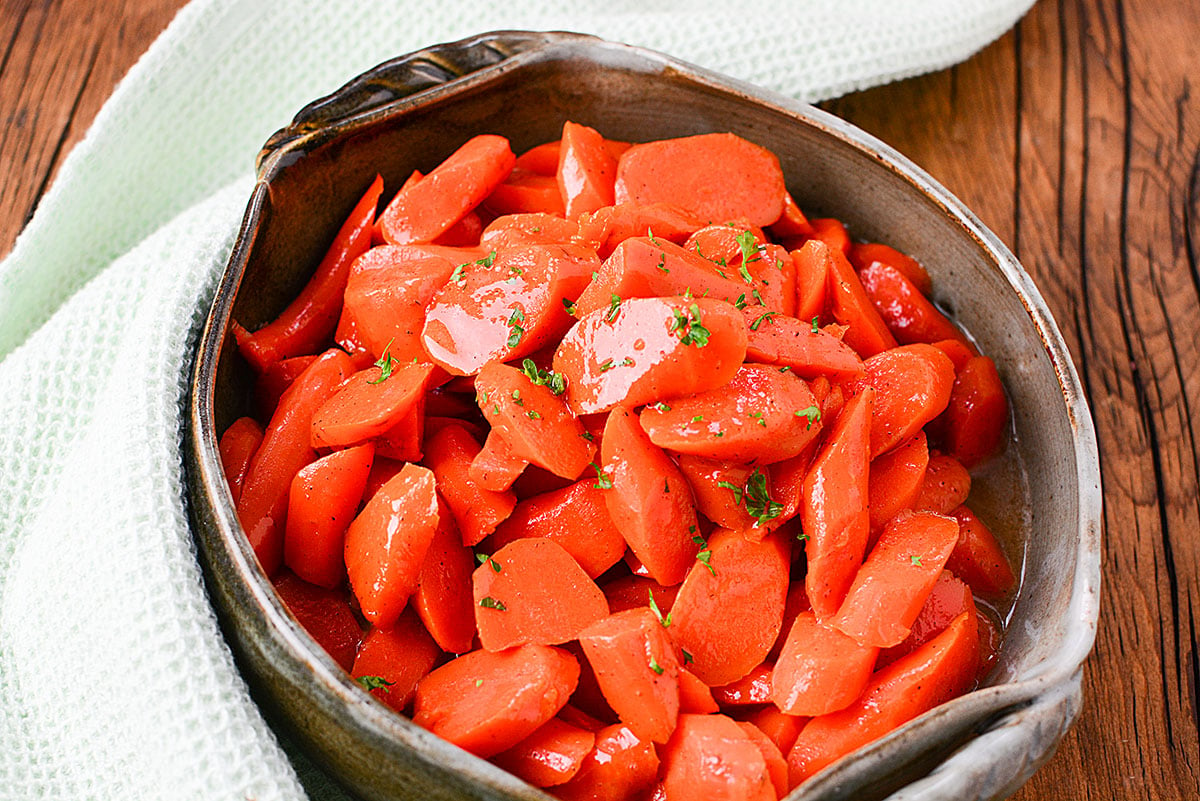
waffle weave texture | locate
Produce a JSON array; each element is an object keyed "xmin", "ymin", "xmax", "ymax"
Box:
[{"xmin": 0, "ymin": 1, "xmax": 1033, "ymax": 799}]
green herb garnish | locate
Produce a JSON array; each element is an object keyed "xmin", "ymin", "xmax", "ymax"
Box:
[{"xmin": 479, "ymin": 596, "xmax": 507, "ymax": 611}]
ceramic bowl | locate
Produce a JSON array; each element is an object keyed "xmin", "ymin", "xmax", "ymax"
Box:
[{"xmin": 185, "ymin": 30, "xmax": 1102, "ymax": 801}]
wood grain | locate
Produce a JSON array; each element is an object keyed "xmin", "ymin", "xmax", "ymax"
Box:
[{"xmin": 2, "ymin": 0, "xmax": 1197, "ymax": 798}]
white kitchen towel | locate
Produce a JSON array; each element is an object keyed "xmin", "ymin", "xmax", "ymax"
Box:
[{"xmin": 0, "ymin": 1, "xmax": 1034, "ymax": 799}]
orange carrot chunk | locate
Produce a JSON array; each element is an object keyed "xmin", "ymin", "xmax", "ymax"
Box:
[
  {"xmin": 344, "ymin": 463, "xmax": 440, "ymax": 628},
  {"xmin": 558, "ymin": 121, "xmax": 619, "ymax": 219},
  {"xmin": 219, "ymin": 416, "xmax": 264, "ymax": 505},
  {"xmin": 491, "ymin": 718, "xmax": 597, "ymax": 787},
  {"xmin": 413, "ymin": 497, "xmax": 477, "ymax": 654},
  {"xmin": 485, "ymin": 169, "xmax": 568, "ymax": 216},
  {"xmin": 828, "ymin": 510, "xmax": 961, "ymax": 648},
  {"xmin": 712, "ymin": 662, "xmax": 774, "ymax": 706},
  {"xmin": 272, "ymin": 571, "xmax": 362, "ymax": 672},
  {"xmin": 745, "ymin": 706, "xmax": 808, "ymax": 757},
  {"xmin": 551, "ymin": 723, "xmax": 661, "ymax": 801},
  {"xmin": 468, "ymin": 429, "xmax": 530, "ymax": 492},
  {"xmin": 736, "ymin": 721, "xmax": 789, "ymax": 799},
  {"xmin": 824, "ymin": 241, "xmax": 897, "ymax": 358},
  {"xmin": 915, "ymin": 451, "xmax": 972, "ymax": 514},
  {"xmin": 576, "ymin": 202, "xmax": 705, "ymax": 258},
  {"xmin": 413, "ymin": 644, "xmax": 580, "ymax": 758},
  {"xmin": 868, "ymin": 431, "xmax": 930, "ymax": 537},
  {"xmin": 579, "ymin": 608, "xmax": 681, "ymax": 743},
  {"xmin": 670, "ymin": 528, "xmax": 790, "ymax": 687},
  {"xmin": 310, "ymin": 361, "xmax": 434, "ymax": 449},
  {"xmin": 771, "ymin": 611, "xmax": 878, "ymax": 716},
  {"xmin": 677, "ymin": 455, "xmax": 760, "ymax": 532},
  {"xmin": 859, "ymin": 262, "xmax": 972, "ymax": 349},
  {"xmin": 741, "ymin": 305, "xmax": 865, "ymax": 381},
  {"xmin": 481, "ymin": 212, "xmax": 580, "ymax": 249},
  {"xmin": 677, "ymin": 668, "xmax": 719, "ymax": 714},
  {"xmin": 284, "ymin": 442, "xmax": 374, "ymax": 589},
  {"xmin": 937, "ymin": 355, "xmax": 1009, "ymax": 468},
  {"xmin": 849, "ymin": 242, "xmax": 933, "ymax": 296},
  {"xmin": 424, "ymin": 423, "xmax": 516, "ymax": 546},
  {"xmin": 661, "ymin": 714, "xmax": 777, "ymax": 801},
  {"xmin": 350, "ymin": 609, "xmax": 441, "ymax": 714},
  {"xmin": 946, "ymin": 505, "xmax": 1017, "ymax": 597},
  {"xmin": 473, "ymin": 538, "xmax": 608, "ymax": 651},
  {"xmin": 877, "ymin": 570, "xmax": 976, "ymax": 668},
  {"xmin": 858, "ymin": 343, "xmax": 955, "ymax": 458}
]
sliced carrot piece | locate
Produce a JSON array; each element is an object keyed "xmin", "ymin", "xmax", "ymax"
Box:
[
  {"xmin": 937, "ymin": 355, "xmax": 1009, "ymax": 468},
  {"xmin": 557, "ymin": 705, "xmax": 606, "ymax": 733},
  {"xmin": 946, "ymin": 505, "xmax": 1017, "ymax": 597},
  {"xmin": 767, "ymin": 190, "xmax": 813, "ymax": 239},
  {"xmin": 771, "ymin": 611, "xmax": 878, "ymax": 716},
  {"xmin": 474, "ymin": 538, "xmax": 608, "ymax": 651},
  {"xmin": 413, "ymin": 496, "xmax": 477, "ymax": 654},
  {"xmin": 579, "ymin": 608, "xmax": 681, "ymax": 743},
  {"xmin": 558, "ymin": 121, "xmax": 618, "ymax": 219},
  {"xmin": 219, "ymin": 416, "xmax": 263, "ymax": 505},
  {"xmin": 350, "ymin": 610, "xmax": 441, "ymax": 713},
  {"xmin": 481, "ymin": 212, "xmax": 579, "ymax": 249},
  {"xmin": 310, "ymin": 361, "xmax": 434, "ymax": 449},
  {"xmin": 737, "ymin": 721, "xmax": 789, "ymax": 799},
  {"xmin": 744, "ymin": 706, "xmax": 807, "ymax": 757},
  {"xmin": 252, "ymin": 353, "xmax": 317, "ymax": 421},
  {"xmin": 670, "ymin": 528, "xmax": 790, "ymax": 687},
  {"xmin": 373, "ymin": 389, "xmax": 426, "ymax": 462},
  {"xmin": 787, "ymin": 611, "xmax": 980, "ymax": 787},
  {"xmin": 555, "ymin": 297, "xmax": 748, "ymax": 416},
  {"xmin": 488, "ymin": 479, "xmax": 625, "ymax": 579},
  {"xmin": 930, "ymin": 337, "xmax": 975, "ymax": 371},
  {"xmin": 615, "ymin": 133, "xmax": 786, "ymax": 227},
  {"xmin": 677, "ymin": 455, "xmax": 759, "ymax": 532},
  {"xmin": 828, "ymin": 510, "xmax": 961, "ymax": 648},
  {"xmin": 804, "ymin": 218, "xmax": 851, "ymax": 255},
  {"xmin": 868, "ymin": 431, "xmax": 930, "ymax": 537},
  {"xmin": 801, "ymin": 387, "xmax": 873, "ymax": 619},
  {"xmin": 677, "ymin": 667, "xmax": 719, "ymax": 714},
  {"xmin": 860, "ymin": 262, "xmax": 972, "ymax": 350},
  {"xmin": 601, "ymin": 575, "xmax": 681, "ymax": 615},
  {"xmin": 576, "ymin": 202, "xmax": 705, "ymax": 258},
  {"xmin": 849, "ymin": 241, "xmax": 932, "ymax": 296},
  {"xmin": 915, "ymin": 451, "xmax": 972, "ymax": 514},
  {"xmin": 877, "ymin": 570, "xmax": 976, "ymax": 668},
  {"xmin": 712, "ymin": 662, "xmax": 774, "ymax": 705},
  {"xmin": 413, "ymin": 644, "xmax": 580, "ymax": 758},
  {"xmin": 491, "ymin": 717, "xmax": 597, "ymax": 787},
  {"xmin": 640, "ymin": 364, "xmax": 822, "ymax": 465},
  {"xmin": 825, "ymin": 241, "xmax": 897, "ymax": 358},
  {"xmin": 661, "ymin": 714, "xmax": 776, "ymax": 801},
  {"xmin": 741, "ymin": 305, "xmax": 864, "ymax": 381},
  {"xmin": 768, "ymin": 580, "xmax": 813, "ymax": 661},
  {"xmin": 514, "ymin": 140, "xmax": 562, "ymax": 175},
  {"xmin": 272, "ymin": 571, "xmax": 362, "ymax": 672},
  {"xmin": 485, "ymin": 169, "xmax": 568, "ymax": 216},
  {"xmin": 468, "ymin": 429, "xmax": 529, "ymax": 492},
  {"xmin": 600, "ymin": 407, "xmax": 700, "ymax": 586},
  {"xmin": 791, "ymin": 242, "xmax": 828, "ymax": 327},
  {"xmin": 551, "ymin": 723, "xmax": 660, "ymax": 801},
  {"xmin": 858, "ymin": 343, "xmax": 955, "ymax": 458},
  {"xmin": 380, "ymin": 134, "xmax": 515, "ymax": 244},
  {"xmin": 423, "ymin": 423, "xmax": 516, "ymax": 547},
  {"xmin": 284, "ymin": 442, "xmax": 374, "ymax": 588}
]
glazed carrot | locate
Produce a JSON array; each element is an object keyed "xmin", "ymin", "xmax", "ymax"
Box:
[
  {"xmin": 310, "ymin": 361, "xmax": 434, "ymax": 449},
  {"xmin": 766, "ymin": 444, "xmax": 819, "ymax": 527},
  {"xmin": 638, "ymin": 364, "xmax": 823, "ymax": 465},
  {"xmin": 849, "ymin": 242, "xmax": 931, "ymax": 295},
  {"xmin": 768, "ymin": 580, "xmax": 813, "ymax": 661},
  {"xmin": 868, "ymin": 431, "xmax": 930, "ymax": 536},
  {"xmin": 615, "ymin": 133, "xmax": 786, "ymax": 227},
  {"xmin": 877, "ymin": 570, "xmax": 976, "ymax": 668},
  {"xmin": 557, "ymin": 704, "xmax": 607, "ymax": 733},
  {"xmin": 481, "ymin": 212, "xmax": 580, "ymax": 249},
  {"xmin": 253, "ymin": 354, "xmax": 318, "ymax": 422},
  {"xmin": 712, "ymin": 662, "xmax": 774, "ymax": 705},
  {"xmin": 859, "ymin": 262, "xmax": 971, "ymax": 348},
  {"xmin": 468, "ymin": 429, "xmax": 529, "ymax": 491},
  {"xmin": 767, "ymin": 190, "xmax": 813, "ymax": 239},
  {"xmin": 915, "ymin": 451, "xmax": 972, "ymax": 514},
  {"xmin": 219, "ymin": 416, "xmax": 263, "ymax": 504},
  {"xmin": 677, "ymin": 455, "xmax": 759, "ymax": 532},
  {"xmin": 745, "ymin": 706, "xmax": 807, "ymax": 757},
  {"xmin": 344, "ymin": 463, "xmax": 440, "ymax": 628},
  {"xmin": 747, "ymin": 243, "xmax": 797, "ymax": 318},
  {"xmin": 685, "ymin": 222, "xmax": 768, "ymax": 268},
  {"xmin": 350, "ymin": 609, "xmax": 441, "ymax": 714},
  {"xmin": 599, "ymin": 407, "xmax": 700, "ymax": 586},
  {"xmin": 551, "ymin": 723, "xmax": 660, "ymax": 801},
  {"xmin": 740, "ymin": 305, "xmax": 865, "ymax": 381},
  {"xmin": 413, "ymin": 497, "xmax": 477, "ymax": 654},
  {"xmin": 380, "ymin": 134, "xmax": 515, "ymax": 244},
  {"xmin": 787, "ymin": 611, "xmax": 980, "ymax": 787},
  {"xmin": 791, "ymin": 241, "xmax": 828, "ymax": 326},
  {"xmin": 737, "ymin": 721, "xmax": 789, "ymax": 799},
  {"xmin": 937, "ymin": 355, "xmax": 1008, "ymax": 467},
  {"xmin": 828, "ymin": 510, "xmax": 961, "ymax": 648},
  {"xmin": 284, "ymin": 442, "xmax": 374, "ymax": 589},
  {"xmin": 413, "ymin": 644, "xmax": 580, "ymax": 758},
  {"xmin": 670, "ymin": 528, "xmax": 790, "ymax": 687},
  {"xmin": 946, "ymin": 505, "xmax": 1017, "ymax": 597},
  {"xmin": 601, "ymin": 575, "xmax": 681, "ymax": 615},
  {"xmin": 804, "ymin": 218, "xmax": 851, "ymax": 255},
  {"xmin": 825, "ymin": 241, "xmax": 897, "ymax": 358},
  {"xmin": 677, "ymin": 668, "xmax": 719, "ymax": 714},
  {"xmin": 515, "ymin": 140, "xmax": 562, "ymax": 175},
  {"xmin": 801, "ymin": 387, "xmax": 873, "ymax": 619},
  {"xmin": 930, "ymin": 337, "xmax": 975, "ymax": 371},
  {"xmin": 237, "ymin": 348, "xmax": 354, "ymax": 576},
  {"xmin": 558, "ymin": 121, "xmax": 618, "ymax": 219},
  {"xmin": 491, "ymin": 717, "xmax": 597, "ymax": 787},
  {"xmin": 485, "ymin": 169, "xmax": 568, "ymax": 216},
  {"xmin": 661, "ymin": 714, "xmax": 776, "ymax": 801},
  {"xmin": 475, "ymin": 361, "xmax": 595, "ymax": 479},
  {"xmin": 473, "ymin": 538, "xmax": 608, "ymax": 651},
  {"xmin": 579, "ymin": 608, "xmax": 680, "ymax": 743},
  {"xmin": 859, "ymin": 343, "xmax": 955, "ymax": 458},
  {"xmin": 423, "ymin": 243, "xmax": 597, "ymax": 375},
  {"xmin": 771, "ymin": 611, "xmax": 878, "ymax": 716},
  {"xmin": 554, "ymin": 297, "xmax": 748, "ymax": 416},
  {"xmin": 576, "ymin": 202, "xmax": 705, "ymax": 258},
  {"xmin": 488, "ymin": 479, "xmax": 626, "ymax": 579},
  {"xmin": 236, "ymin": 175, "xmax": 382, "ymax": 372},
  {"xmin": 423, "ymin": 423, "xmax": 516, "ymax": 547},
  {"xmin": 272, "ymin": 571, "xmax": 362, "ymax": 672}
]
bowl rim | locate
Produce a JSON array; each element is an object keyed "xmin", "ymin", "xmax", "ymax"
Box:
[{"xmin": 187, "ymin": 29, "xmax": 1102, "ymax": 801}]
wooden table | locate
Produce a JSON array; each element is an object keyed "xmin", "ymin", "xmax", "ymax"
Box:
[{"xmin": 3, "ymin": 1, "xmax": 1197, "ymax": 798}]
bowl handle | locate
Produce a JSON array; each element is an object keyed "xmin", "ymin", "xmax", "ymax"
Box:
[{"xmin": 257, "ymin": 30, "xmax": 593, "ymax": 170}]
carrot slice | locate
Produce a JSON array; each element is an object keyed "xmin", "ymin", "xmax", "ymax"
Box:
[
  {"xmin": 468, "ymin": 429, "xmax": 529, "ymax": 492},
  {"xmin": 791, "ymin": 242, "xmax": 828, "ymax": 326},
  {"xmin": 638, "ymin": 364, "xmax": 823, "ymax": 465},
  {"xmin": 801, "ymin": 387, "xmax": 873, "ymax": 619},
  {"xmin": 310, "ymin": 361, "xmax": 434, "ymax": 449},
  {"xmin": 344, "ymin": 463, "xmax": 440, "ymax": 628},
  {"xmin": 849, "ymin": 242, "xmax": 932, "ymax": 297},
  {"xmin": 877, "ymin": 570, "xmax": 976, "ymax": 668},
  {"xmin": 712, "ymin": 662, "xmax": 774, "ymax": 706},
  {"xmin": 669, "ymin": 528, "xmax": 790, "ymax": 687},
  {"xmin": 946, "ymin": 505, "xmax": 1017, "ymax": 597},
  {"xmin": 413, "ymin": 644, "xmax": 579, "ymax": 758},
  {"xmin": 252, "ymin": 353, "xmax": 317, "ymax": 421},
  {"xmin": 284, "ymin": 442, "xmax": 374, "ymax": 589},
  {"xmin": 554, "ymin": 297, "xmax": 748, "ymax": 416},
  {"xmin": 741, "ymin": 305, "xmax": 864, "ymax": 381},
  {"xmin": 804, "ymin": 218, "xmax": 851, "ymax": 255},
  {"xmin": 937, "ymin": 355, "xmax": 1009, "ymax": 468},
  {"xmin": 767, "ymin": 191, "xmax": 813, "ymax": 239},
  {"xmin": 744, "ymin": 706, "xmax": 807, "ymax": 757},
  {"xmin": 576, "ymin": 202, "xmax": 705, "ymax": 258},
  {"xmin": 481, "ymin": 212, "xmax": 580, "ymax": 249},
  {"xmin": 661, "ymin": 714, "xmax": 776, "ymax": 801},
  {"xmin": 824, "ymin": 242, "xmax": 897, "ymax": 358},
  {"xmin": 736, "ymin": 721, "xmax": 789, "ymax": 799},
  {"xmin": 558, "ymin": 121, "xmax": 618, "ymax": 219},
  {"xmin": 515, "ymin": 140, "xmax": 562, "ymax": 174},
  {"xmin": 858, "ymin": 343, "xmax": 955, "ymax": 458},
  {"xmin": 272, "ymin": 571, "xmax": 362, "ymax": 672},
  {"xmin": 475, "ymin": 361, "xmax": 595, "ymax": 479},
  {"xmin": 601, "ymin": 575, "xmax": 681, "ymax": 615},
  {"xmin": 423, "ymin": 423, "xmax": 516, "ymax": 546},
  {"xmin": 615, "ymin": 133, "xmax": 786, "ymax": 227},
  {"xmin": 915, "ymin": 451, "xmax": 972, "ymax": 514},
  {"xmin": 485, "ymin": 169, "xmax": 568, "ymax": 216},
  {"xmin": 413, "ymin": 496, "xmax": 477, "ymax": 654},
  {"xmin": 491, "ymin": 717, "xmax": 597, "ymax": 787},
  {"xmin": 600, "ymin": 407, "xmax": 700, "ymax": 586},
  {"xmin": 828, "ymin": 510, "xmax": 961, "ymax": 648},
  {"xmin": 579, "ymin": 608, "xmax": 680, "ymax": 743},
  {"xmin": 677, "ymin": 455, "xmax": 759, "ymax": 532},
  {"xmin": 551, "ymin": 723, "xmax": 660, "ymax": 801},
  {"xmin": 473, "ymin": 538, "xmax": 608, "ymax": 651},
  {"xmin": 380, "ymin": 134, "xmax": 515, "ymax": 244},
  {"xmin": 488, "ymin": 479, "xmax": 626, "ymax": 579},
  {"xmin": 237, "ymin": 348, "xmax": 354, "ymax": 576},
  {"xmin": 771, "ymin": 611, "xmax": 878, "ymax": 716},
  {"xmin": 677, "ymin": 668, "xmax": 719, "ymax": 714},
  {"xmin": 350, "ymin": 609, "xmax": 441, "ymax": 714},
  {"xmin": 859, "ymin": 262, "xmax": 971, "ymax": 349},
  {"xmin": 219, "ymin": 416, "xmax": 263, "ymax": 504},
  {"xmin": 787, "ymin": 611, "xmax": 980, "ymax": 787},
  {"xmin": 868, "ymin": 431, "xmax": 930, "ymax": 537}
]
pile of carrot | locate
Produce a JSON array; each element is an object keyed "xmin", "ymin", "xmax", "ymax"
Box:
[{"xmin": 221, "ymin": 121, "xmax": 1017, "ymax": 799}]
